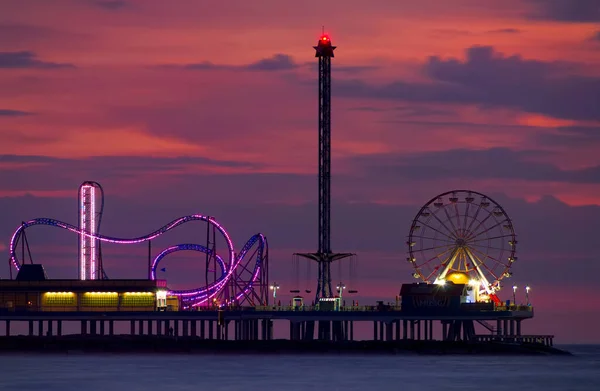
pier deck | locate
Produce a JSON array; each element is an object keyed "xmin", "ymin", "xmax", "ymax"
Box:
[{"xmin": 0, "ymin": 305, "xmax": 549, "ymax": 346}]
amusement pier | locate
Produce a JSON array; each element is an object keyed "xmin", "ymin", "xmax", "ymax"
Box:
[{"xmin": 0, "ymin": 34, "xmax": 559, "ymax": 354}]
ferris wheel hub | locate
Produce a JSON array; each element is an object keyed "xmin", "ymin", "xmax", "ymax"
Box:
[{"xmin": 455, "ymin": 238, "xmax": 467, "ymax": 247}]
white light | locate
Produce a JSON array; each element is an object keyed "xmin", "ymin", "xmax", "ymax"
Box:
[
  {"xmin": 156, "ymin": 291, "xmax": 167, "ymax": 300},
  {"xmin": 435, "ymin": 280, "xmax": 446, "ymax": 285}
]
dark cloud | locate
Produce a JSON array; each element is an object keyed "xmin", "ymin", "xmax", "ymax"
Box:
[
  {"xmin": 168, "ymin": 54, "xmax": 376, "ymax": 75},
  {"xmin": 246, "ymin": 54, "xmax": 297, "ymax": 71},
  {"xmin": 0, "ymin": 131, "xmax": 55, "ymax": 144},
  {"xmin": 295, "ymin": 62, "xmax": 380, "ymax": 75},
  {"xmin": 0, "ymin": 155, "xmax": 257, "ymax": 169},
  {"xmin": 0, "ymin": 51, "xmax": 75, "ymax": 69},
  {"xmin": 432, "ymin": 28, "xmax": 521, "ymax": 37},
  {"xmin": 334, "ymin": 46, "xmax": 600, "ymax": 121},
  {"xmin": 0, "ymin": 155, "xmax": 58, "ymax": 164},
  {"xmin": 351, "ymin": 147, "xmax": 600, "ymax": 184},
  {"xmin": 0, "ymin": 24, "xmax": 94, "ymax": 50},
  {"xmin": 526, "ymin": 0, "xmax": 600, "ymax": 22},
  {"xmin": 163, "ymin": 54, "xmax": 299, "ymax": 72},
  {"xmin": 487, "ymin": 28, "xmax": 521, "ymax": 34},
  {"xmin": 0, "ymin": 109, "xmax": 32, "ymax": 116},
  {"xmin": 376, "ymin": 119, "xmax": 525, "ymax": 130},
  {"xmin": 0, "ymin": 154, "xmax": 264, "ymax": 192},
  {"xmin": 431, "ymin": 29, "xmax": 474, "ymax": 37},
  {"xmin": 0, "ymin": 24, "xmax": 67, "ymax": 43},
  {"xmin": 335, "ymin": 65, "xmax": 379, "ymax": 73},
  {"xmin": 347, "ymin": 105, "xmax": 454, "ymax": 117},
  {"xmin": 536, "ymin": 126, "xmax": 600, "ymax": 147},
  {"xmin": 93, "ymin": 0, "xmax": 128, "ymax": 10}
]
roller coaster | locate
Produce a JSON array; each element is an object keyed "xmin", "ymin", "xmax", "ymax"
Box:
[{"xmin": 8, "ymin": 181, "xmax": 269, "ymax": 309}]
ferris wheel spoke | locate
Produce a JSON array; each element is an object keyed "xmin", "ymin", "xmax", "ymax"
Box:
[
  {"xmin": 453, "ymin": 202, "xmax": 462, "ymax": 235},
  {"xmin": 419, "ymin": 246, "xmax": 455, "ymax": 268},
  {"xmin": 455, "ymin": 252, "xmax": 465, "ymax": 272},
  {"xmin": 442, "ymin": 206, "xmax": 460, "ymax": 237},
  {"xmin": 468, "ymin": 245, "xmax": 510, "ymax": 269},
  {"xmin": 467, "ymin": 219, "xmax": 507, "ymax": 241},
  {"xmin": 475, "ymin": 255, "xmax": 500, "ymax": 282},
  {"xmin": 426, "ymin": 247, "xmax": 457, "ymax": 281},
  {"xmin": 427, "ymin": 210, "xmax": 458, "ymax": 239},
  {"xmin": 437, "ymin": 246, "xmax": 461, "ymax": 281},
  {"xmin": 466, "ymin": 202, "xmax": 483, "ymax": 233},
  {"xmin": 466, "ymin": 211, "xmax": 494, "ymax": 239},
  {"xmin": 462, "ymin": 202, "xmax": 471, "ymax": 236},
  {"xmin": 469, "ymin": 243, "xmax": 507, "ymax": 253},
  {"xmin": 417, "ymin": 220, "xmax": 456, "ymax": 241},
  {"xmin": 417, "ymin": 243, "xmax": 455, "ymax": 252},
  {"xmin": 470, "ymin": 234, "xmax": 515, "ymax": 243},
  {"xmin": 465, "ymin": 249, "xmax": 498, "ymax": 289},
  {"xmin": 462, "ymin": 252, "xmax": 473, "ymax": 272},
  {"xmin": 410, "ymin": 235, "xmax": 455, "ymax": 244},
  {"xmin": 425, "ymin": 267, "xmax": 445, "ymax": 281}
]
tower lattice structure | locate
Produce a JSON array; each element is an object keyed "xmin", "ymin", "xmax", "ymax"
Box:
[{"xmin": 296, "ymin": 35, "xmax": 353, "ymax": 303}]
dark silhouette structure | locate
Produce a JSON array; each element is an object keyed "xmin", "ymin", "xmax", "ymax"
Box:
[{"xmin": 297, "ymin": 34, "xmax": 353, "ymax": 304}]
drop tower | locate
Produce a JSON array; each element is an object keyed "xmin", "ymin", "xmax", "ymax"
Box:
[{"xmin": 296, "ymin": 34, "xmax": 354, "ymax": 305}]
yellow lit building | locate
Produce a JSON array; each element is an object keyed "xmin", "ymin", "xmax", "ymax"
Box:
[{"xmin": 0, "ymin": 265, "xmax": 169, "ymax": 312}]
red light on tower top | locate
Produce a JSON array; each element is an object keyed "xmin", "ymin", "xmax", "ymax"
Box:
[{"xmin": 314, "ymin": 32, "xmax": 335, "ymax": 58}]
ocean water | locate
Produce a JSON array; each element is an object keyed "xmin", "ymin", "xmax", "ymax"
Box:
[{"xmin": 0, "ymin": 345, "xmax": 598, "ymax": 391}]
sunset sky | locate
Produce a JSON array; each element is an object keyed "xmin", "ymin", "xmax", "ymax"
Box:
[{"xmin": 1, "ymin": 0, "xmax": 599, "ymax": 342}]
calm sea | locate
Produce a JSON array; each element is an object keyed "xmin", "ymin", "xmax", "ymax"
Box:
[{"xmin": 0, "ymin": 345, "xmax": 598, "ymax": 391}]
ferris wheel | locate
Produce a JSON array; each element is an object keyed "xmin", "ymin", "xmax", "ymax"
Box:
[{"xmin": 407, "ymin": 190, "xmax": 517, "ymax": 301}]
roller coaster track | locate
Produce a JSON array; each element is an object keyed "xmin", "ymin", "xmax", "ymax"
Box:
[{"xmin": 9, "ymin": 216, "xmax": 267, "ymax": 307}]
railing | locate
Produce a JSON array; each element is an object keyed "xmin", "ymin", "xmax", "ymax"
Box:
[
  {"xmin": 0, "ymin": 280, "xmax": 163, "ymax": 288},
  {"xmin": 0, "ymin": 303, "xmax": 532, "ymax": 314},
  {"xmin": 473, "ymin": 334, "xmax": 554, "ymax": 347},
  {"xmin": 494, "ymin": 305, "xmax": 533, "ymax": 312},
  {"xmin": 252, "ymin": 305, "xmax": 402, "ymax": 312},
  {"xmin": 1, "ymin": 305, "xmax": 156, "ymax": 312}
]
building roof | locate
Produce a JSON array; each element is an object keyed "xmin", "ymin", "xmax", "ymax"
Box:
[
  {"xmin": 0, "ymin": 278, "xmax": 167, "ymax": 292},
  {"xmin": 400, "ymin": 282, "xmax": 466, "ymax": 296},
  {"xmin": 15, "ymin": 264, "xmax": 48, "ymax": 281}
]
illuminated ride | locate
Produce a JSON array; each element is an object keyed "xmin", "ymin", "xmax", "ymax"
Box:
[
  {"xmin": 407, "ymin": 190, "xmax": 517, "ymax": 304},
  {"xmin": 149, "ymin": 233, "xmax": 268, "ymax": 308},
  {"xmin": 8, "ymin": 184, "xmax": 268, "ymax": 309},
  {"xmin": 78, "ymin": 181, "xmax": 104, "ymax": 281}
]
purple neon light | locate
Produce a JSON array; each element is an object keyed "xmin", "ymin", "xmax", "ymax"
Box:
[
  {"xmin": 190, "ymin": 233, "xmax": 266, "ymax": 307},
  {"xmin": 190, "ymin": 234, "xmax": 265, "ymax": 304},
  {"xmin": 9, "ymin": 216, "xmax": 267, "ymax": 307},
  {"xmin": 149, "ymin": 245, "xmax": 228, "ymax": 298},
  {"xmin": 10, "ymin": 215, "xmax": 235, "ymax": 271},
  {"xmin": 79, "ymin": 184, "xmax": 97, "ymax": 280}
]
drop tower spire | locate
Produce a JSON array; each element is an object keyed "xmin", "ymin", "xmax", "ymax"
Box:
[{"xmin": 297, "ymin": 33, "xmax": 354, "ymax": 304}]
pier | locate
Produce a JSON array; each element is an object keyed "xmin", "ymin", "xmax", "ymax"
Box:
[{"xmin": 0, "ymin": 304, "xmax": 553, "ymax": 348}]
